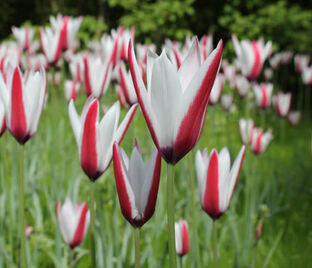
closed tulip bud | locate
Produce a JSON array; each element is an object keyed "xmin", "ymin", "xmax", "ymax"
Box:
[
  {"xmin": 195, "ymin": 146, "xmax": 245, "ymax": 220},
  {"xmin": 69, "ymin": 98, "xmax": 137, "ymax": 181},
  {"xmin": 235, "ymin": 75, "xmax": 250, "ymax": 97},
  {"xmin": 12, "ymin": 26, "xmax": 34, "ymax": 52},
  {"xmin": 112, "ymin": 141, "xmax": 161, "ymax": 228},
  {"xmin": 0, "ymin": 65, "xmax": 46, "ymax": 144},
  {"xmin": 253, "ymin": 83, "xmax": 273, "ymax": 109},
  {"xmin": 129, "ymin": 37, "xmax": 223, "ymax": 164},
  {"xmin": 209, "ymin": 74, "xmax": 223, "ymax": 105},
  {"xmin": 294, "ymin": 54, "xmax": 310, "ymax": 73},
  {"xmin": 239, "ymin": 118, "xmax": 254, "ymax": 145},
  {"xmin": 250, "ymin": 128, "xmax": 273, "ymax": 155},
  {"xmin": 64, "ymin": 80, "xmax": 80, "ymax": 102},
  {"xmin": 275, "ymin": 92, "xmax": 292, "ymax": 117},
  {"xmin": 287, "ymin": 111, "xmax": 301, "ymax": 126},
  {"xmin": 39, "ymin": 27, "xmax": 62, "ymax": 65},
  {"xmin": 221, "ymin": 94, "xmax": 234, "ymax": 111},
  {"xmin": 56, "ymin": 198, "xmax": 90, "ymax": 249},
  {"xmin": 25, "ymin": 225, "xmax": 33, "ymax": 239},
  {"xmin": 175, "ymin": 219, "xmax": 189, "ymax": 257}
]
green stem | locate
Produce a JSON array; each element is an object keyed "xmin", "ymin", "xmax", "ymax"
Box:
[
  {"xmin": 188, "ymin": 153, "xmax": 200, "ymax": 268},
  {"xmin": 18, "ymin": 144, "xmax": 26, "ymax": 268},
  {"xmin": 69, "ymin": 249, "xmax": 74, "ymax": 268},
  {"xmin": 90, "ymin": 182, "xmax": 96, "ymax": 268},
  {"xmin": 134, "ymin": 228, "xmax": 140, "ymax": 268},
  {"xmin": 280, "ymin": 119, "xmax": 285, "ymax": 143},
  {"xmin": 167, "ymin": 163, "xmax": 176, "ymax": 268},
  {"xmin": 251, "ymin": 245, "xmax": 257, "ymax": 268},
  {"xmin": 212, "ymin": 220, "xmax": 218, "ymax": 267}
]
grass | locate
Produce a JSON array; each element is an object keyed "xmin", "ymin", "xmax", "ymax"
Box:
[{"xmin": 0, "ymin": 77, "xmax": 311, "ymax": 268}]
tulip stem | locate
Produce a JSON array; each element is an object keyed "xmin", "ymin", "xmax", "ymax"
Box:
[
  {"xmin": 167, "ymin": 163, "xmax": 176, "ymax": 268},
  {"xmin": 69, "ymin": 249, "xmax": 74, "ymax": 268},
  {"xmin": 134, "ymin": 228, "xmax": 140, "ymax": 268},
  {"xmin": 89, "ymin": 181, "xmax": 96, "ymax": 268},
  {"xmin": 212, "ymin": 220, "xmax": 218, "ymax": 267},
  {"xmin": 188, "ymin": 153, "xmax": 200, "ymax": 267},
  {"xmin": 18, "ymin": 144, "xmax": 26, "ymax": 268}
]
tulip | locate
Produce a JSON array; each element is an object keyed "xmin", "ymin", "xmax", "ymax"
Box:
[
  {"xmin": 56, "ymin": 198, "xmax": 90, "ymax": 249},
  {"xmin": 175, "ymin": 219, "xmax": 189, "ymax": 257},
  {"xmin": 250, "ymin": 128, "xmax": 273, "ymax": 155},
  {"xmin": 118, "ymin": 62, "xmax": 138, "ymax": 106},
  {"xmin": 39, "ymin": 27, "xmax": 62, "ymax": 65},
  {"xmin": 232, "ymin": 35, "xmax": 272, "ymax": 80},
  {"xmin": 235, "ymin": 75, "xmax": 250, "ymax": 97},
  {"xmin": 195, "ymin": 146, "xmax": 245, "ymax": 219},
  {"xmin": 69, "ymin": 54, "xmax": 84, "ymax": 83},
  {"xmin": 64, "ymin": 80, "xmax": 80, "ymax": 102},
  {"xmin": 275, "ymin": 92, "xmax": 292, "ymax": 117},
  {"xmin": 302, "ymin": 66, "xmax": 312, "ymax": 85},
  {"xmin": 25, "ymin": 225, "xmax": 33, "ymax": 239},
  {"xmin": 136, "ymin": 43, "xmax": 156, "ymax": 65},
  {"xmin": 239, "ymin": 118, "xmax": 254, "ymax": 145},
  {"xmin": 294, "ymin": 54, "xmax": 310, "ymax": 73},
  {"xmin": 222, "ymin": 61, "xmax": 236, "ymax": 88},
  {"xmin": 112, "ymin": 141, "xmax": 161, "ymax": 228},
  {"xmin": 128, "ymin": 37, "xmax": 222, "ymax": 164},
  {"xmin": 287, "ymin": 110, "xmax": 301, "ymax": 126},
  {"xmin": 264, "ymin": 68, "xmax": 273, "ymax": 81},
  {"xmin": 0, "ymin": 65, "xmax": 46, "ymax": 144},
  {"xmin": 83, "ymin": 54, "xmax": 112, "ymax": 98},
  {"xmin": 11, "ymin": 26, "xmax": 34, "ymax": 52},
  {"xmin": 209, "ymin": 74, "xmax": 223, "ymax": 105},
  {"xmin": 0, "ymin": 43, "xmax": 21, "ymax": 78},
  {"xmin": 69, "ymin": 98, "xmax": 137, "ymax": 181},
  {"xmin": 269, "ymin": 54, "xmax": 281, "ymax": 70},
  {"xmin": 253, "ymin": 83, "xmax": 273, "ymax": 109},
  {"xmin": 221, "ymin": 94, "xmax": 234, "ymax": 111},
  {"xmin": 25, "ymin": 54, "xmax": 48, "ymax": 72}
]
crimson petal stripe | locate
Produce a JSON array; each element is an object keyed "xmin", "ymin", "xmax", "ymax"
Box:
[{"xmin": 70, "ymin": 202, "xmax": 88, "ymax": 248}]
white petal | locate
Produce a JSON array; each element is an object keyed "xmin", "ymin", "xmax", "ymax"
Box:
[{"xmin": 68, "ymin": 100, "xmax": 81, "ymax": 146}]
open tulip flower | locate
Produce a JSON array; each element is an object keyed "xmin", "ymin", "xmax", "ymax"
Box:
[
  {"xmin": 112, "ymin": 141, "xmax": 161, "ymax": 228},
  {"xmin": 195, "ymin": 146, "xmax": 245, "ymax": 220},
  {"xmin": 232, "ymin": 35, "xmax": 272, "ymax": 80},
  {"xmin": 83, "ymin": 54, "xmax": 112, "ymax": 98},
  {"xmin": 39, "ymin": 26, "xmax": 62, "ymax": 65},
  {"xmin": 209, "ymin": 74, "xmax": 223, "ymax": 105},
  {"xmin": 275, "ymin": 92, "xmax": 292, "ymax": 117},
  {"xmin": 69, "ymin": 98, "xmax": 137, "ymax": 181},
  {"xmin": 129, "ymin": 37, "xmax": 223, "ymax": 164},
  {"xmin": 11, "ymin": 26, "xmax": 34, "ymax": 52},
  {"xmin": 56, "ymin": 198, "xmax": 90, "ymax": 249},
  {"xmin": 0, "ymin": 65, "xmax": 46, "ymax": 144},
  {"xmin": 250, "ymin": 128, "xmax": 273, "ymax": 155},
  {"xmin": 287, "ymin": 111, "xmax": 301, "ymax": 126},
  {"xmin": 64, "ymin": 80, "xmax": 80, "ymax": 102},
  {"xmin": 253, "ymin": 83, "xmax": 273, "ymax": 109},
  {"xmin": 239, "ymin": 118, "xmax": 254, "ymax": 145},
  {"xmin": 175, "ymin": 219, "xmax": 189, "ymax": 257}
]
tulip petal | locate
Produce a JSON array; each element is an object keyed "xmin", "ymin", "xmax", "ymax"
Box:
[
  {"xmin": 68, "ymin": 100, "xmax": 81, "ymax": 146},
  {"xmin": 70, "ymin": 202, "xmax": 88, "ymax": 248}
]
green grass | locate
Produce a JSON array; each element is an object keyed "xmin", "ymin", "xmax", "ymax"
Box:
[{"xmin": 0, "ymin": 78, "xmax": 311, "ymax": 268}]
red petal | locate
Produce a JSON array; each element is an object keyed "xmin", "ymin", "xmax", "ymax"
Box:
[
  {"xmin": 248, "ymin": 41, "xmax": 261, "ymax": 80},
  {"xmin": 70, "ymin": 202, "xmax": 88, "ymax": 248},
  {"xmin": 83, "ymin": 57, "xmax": 92, "ymax": 97},
  {"xmin": 181, "ymin": 221, "xmax": 189, "ymax": 255}
]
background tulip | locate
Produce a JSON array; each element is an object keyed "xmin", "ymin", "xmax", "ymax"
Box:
[{"xmin": 175, "ymin": 219, "xmax": 189, "ymax": 257}]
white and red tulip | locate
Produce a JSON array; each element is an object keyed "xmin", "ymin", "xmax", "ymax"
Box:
[
  {"xmin": 175, "ymin": 219, "xmax": 189, "ymax": 257},
  {"xmin": 239, "ymin": 118, "xmax": 254, "ymax": 145},
  {"xmin": 11, "ymin": 26, "xmax": 34, "ymax": 52},
  {"xmin": 275, "ymin": 92, "xmax": 292, "ymax": 117},
  {"xmin": 118, "ymin": 62, "xmax": 137, "ymax": 106},
  {"xmin": 83, "ymin": 54, "xmax": 112, "ymax": 98},
  {"xmin": 68, "ymin": 98, "xmax": 137, "ymax": 181},
  {"xmin": 0, "ymin": 65, "xmax": 46, "ymax": 144},
  {"xmin": 195, "ymin": 146, "xmax": 245, "ymax": 219},
  {"xmin": 302, "ymin": 66, "xmax": 312, "ymax": 85},
  {"xmin": 294, "ymin": 54, "xmax": 310, "ymax": 73},
  {"xmin": 56, "ymin": 198, "xmax": 90, "ymax": 249},
  {"xmin": 232, "ymin": 35, "xmax": 272, "ymax": 80},
  {"xmin": 112, "ymin": 141, "xmax": 161, "ymax": 228},
  {"xmin": 287, "ymin": 111, "xmax": 301, "ymax": 126},
  {"xmin": 39, "ymin": 27, "xmax": 62, "ymax": 65},
  {"xmin": 129, "ymin": 37, "xmax": 223, "ymax": 164},
  {"xmin": 264, "ymin": 68, "xmax": 273, "ymax": 81},
  {"xmin": 209, "ymin": 74, "xmax": 223, "ymax": 105},
  {"xmin": 235, "ymin": 75, "xmax": 249, "ymax": 97},
  {"xmin": 250, "ymin": 128, "xmax": 273, "ymax": 155},
  {"xmin": 221, "ymin": 94, "xmax": 234, "ymax": 111},
  {"xmin": 253, "ymin": 83, "xmax": 273, "ymax": 109},
  {"xmin": 64, "ymin": 80, "xmax": 80, "ymax": 102},
  {"xmin": 69, "ymin": 54, "xmax": 84, "ymax": 83}
]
